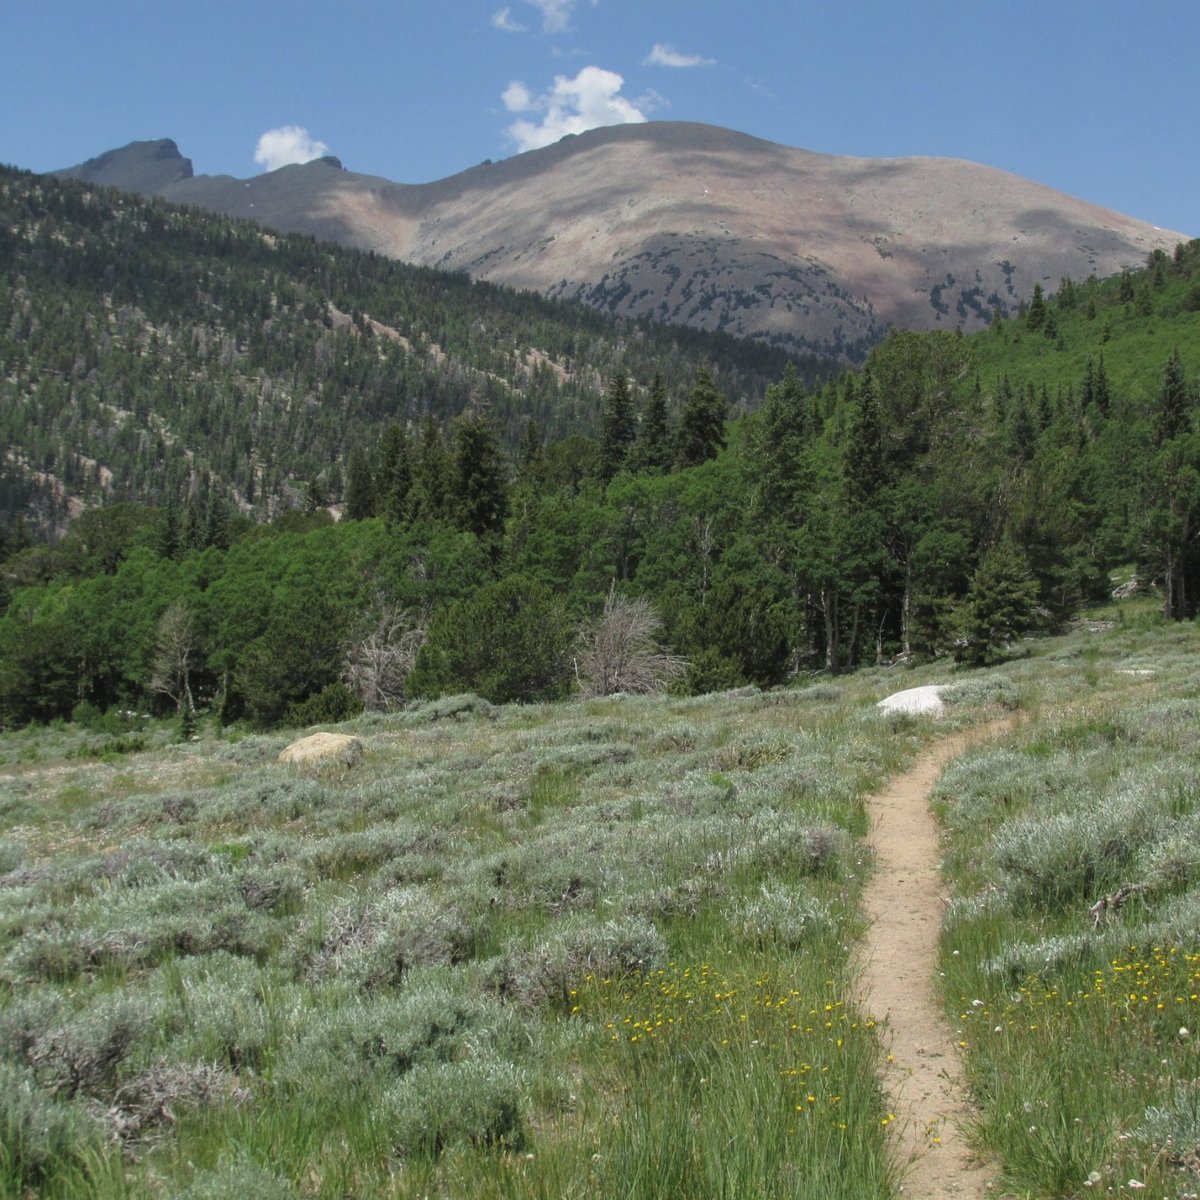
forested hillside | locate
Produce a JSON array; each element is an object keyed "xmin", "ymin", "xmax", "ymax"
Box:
[
  {"xmin": 0, "ymin": 166, "xmax": 803, "ymax": 538},
  {"xmin": 1, "ymin": 167, "xmax": 1199, "ymax": 731}
]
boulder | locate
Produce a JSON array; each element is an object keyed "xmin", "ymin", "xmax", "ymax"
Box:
[
  {"xmin": 877, "ymin": 685, "xmax": 947, "ymax": 716},
  {"xmin": 278, "ymin": 732, "xmax": 363, "ymax": 766}
]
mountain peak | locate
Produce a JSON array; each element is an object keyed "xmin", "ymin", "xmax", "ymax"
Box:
[
  {"xmin": 53, "ymin": 138, "xmax": 193, "ymax": 194},
  {"xmin": 48, "ymin": 123, "xmax": 1189, "ymax": 361}
]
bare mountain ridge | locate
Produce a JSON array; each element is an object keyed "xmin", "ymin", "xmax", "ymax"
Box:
[{"xmin": 55, "ymin": 122, "xmax": 1188, "ymax": 361}]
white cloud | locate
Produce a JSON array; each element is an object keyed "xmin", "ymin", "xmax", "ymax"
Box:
[
  {"xmin": 491, "ymin": 7, "xmax": 525, "ymax": 31},
  {"xmin": 644, "ymin": 43, "xmax": 714, "ymax": 69},
  {"xmin": 502, "ymin": 65, "xmax": 647, "ymax": 153},
  {"xmin": 528, "ymin": 0, "xmax": 594, "ymax": 34},
  {"xmin": 502, "ymin": 81, "xmax": 534, "ymax": 111},
  {"xmin": 254, "ymin": 125, "xmax": 329, "ymax": 172}
]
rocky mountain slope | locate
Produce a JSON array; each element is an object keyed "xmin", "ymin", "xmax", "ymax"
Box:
[{"xmin": 56, "ymin": 122, "xmax": 1188, "ymax": 362}]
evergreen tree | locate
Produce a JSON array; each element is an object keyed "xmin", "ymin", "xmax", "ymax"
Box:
[
  {"xmin": 676, "ymin": 367, "xmax": 727, "ymax": 469},
  {"xmin": 1025, "ymin": 283, "xmax": 1047, "ymax": 332},
  {"xmin": 452, "ymin": 407, "xmax": 508, "ymax": 538},
  {"xmin": 843, "ymin": 369, "xmax": 884, "ymax": 506},
  {"xmin": 410, "ymin": 415, "xmax": 451, "ymax": 522},
  {"xmin": 204, "ymin": 491, "xmax": 232, "ymax": 551},
  {"xmin": 1154, "ymin": 350, "xmax": 1190, "ymax": 447},
  {"xmin": 304, "ymin": 477, "xmax": 328, "ymax": 514},
  {"xmin": 1008, "ymin": 393, "xmax": 1037, "ymax": 461},
  {"xmin": 408, "ymin": 575, "xmax": 572, "ymax": 704},
  {"xmin": 155, "ymin": 494, "xmax": 180, "ymax": 560},
  {"xmin": 376, "ymin": 421, "xmax": 413, "ymax": 524},
  {"xmin": 599, "ymin": 371, "xmax": 635, "ymax": 482},
  {"xmin": 343, "ymin": 446, "xmax": 376, "ymax": 520},
  {"xmin": 957, "ymin": 543, "xmax": 1040, "ymax": 666},
  {"xmin": 631, "ymin": 372, "xmax": 673, "ymax": 473},
  {"xmin": 753, "ymin": 363, "xmax": 813, "ymax": 523},
  {"xmin": 519, "ymin": 419, "xmax": 544, "ymax": 477},
  {"xmin": 1144, "ymin": 353, "xmax": 1199, "ymax": 620},
  {"xmin": 1094, "ymin": 353, "xmax": 1111, "ymax": 417}
]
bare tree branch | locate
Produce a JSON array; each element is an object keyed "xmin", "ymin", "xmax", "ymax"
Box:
[
  {"xmin": 574, "ymin": 589, "xmax": 687, "ymax": 699},
  {"xmin": 148, "ymin": 600, "xmax": 196, "ymax": 713},
  {"xmin": 342, "ymin": 604, "xmax": 426, "ymax": 712}
]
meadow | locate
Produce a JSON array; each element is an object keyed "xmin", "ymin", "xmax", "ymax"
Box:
[{"xmin": 2, "ymin": 601, "xmax": 1200, "ymax": 1199}]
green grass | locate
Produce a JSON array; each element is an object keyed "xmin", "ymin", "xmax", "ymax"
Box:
[
  {"xmin": 11, "ymin": 609, "xmax": 1200, "ymax": 1197},
  {"xmin": 0, "ymin": 677, "xmax": 950, "ymax": 1198},
  {"xmin": 933, "ymin": 609, "xmax": 1200, "ymax": 1197}
]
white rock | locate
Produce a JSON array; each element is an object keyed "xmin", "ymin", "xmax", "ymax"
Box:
[{"xmin": 877, "ymin": 685, "xmax": 948, "ymax": 716}]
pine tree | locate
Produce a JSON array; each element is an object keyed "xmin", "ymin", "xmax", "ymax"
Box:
[
  {"xmin": 676, "ymin": 367, "xmax": 727, "ymax": 469},
  {"xmin": 304, "ymin": 477, "xmax": 328, "ymax": 514},
  {"xmin": 843, "ymin": 369, "xmax": 884, "ymax": 506},
  {"xmin": 631, "ymin": 372, "xmax": 672, "ymax": 473},
  {"xmin": 1008, "ymin": 393, "xmax": 1037, "ymax": 461},
  {"xmin": 599, "ymin": 371, "xmax": 635, "ymax": 482},
  {"xmin": 1154, "ymin": 350, "xmax": 1189, "ymax": 447},
  {"xmin": 753, "ymin": 363, "xmax": 812, "ymax": 522},
  {"xmin": 204, "ymin": 491, "xmax": 231, "ymax": 550},
  {"xmin": 375, "ymin": 422, "xmax": 413, "ymax": 524},
  {"xmin": 1094, "ymin": 353, "xmax": 1111, "ymax": 417},
  {"xmin": 452, "ymin": 407, "xmax": 508, "ymax": 538},
  {"xmin": 957, "ymin": 543, "xmax": 1040, "ymax": 665},
  {"xmin": 517, "ymin": 419, "xmax": 545, "ymax": 489},
  {"xmin": 155, "ymin": 494, "xmax": 180, "ymax": 559},
  {"xmin": 343, "ymin": 446, "xmax": 376, "ymax": 520},
  {"xmin": 410, "ymin": 415, "xmax": 450, "ymax": 522},
  {"xmin": 1025, "ymin": 283, "xmax": 1047, "ymax": 332}
]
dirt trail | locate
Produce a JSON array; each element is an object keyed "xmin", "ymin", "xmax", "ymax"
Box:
[{"xmin": 858, "ymin": 724, "xmax": 1009, "ymax": 1198}]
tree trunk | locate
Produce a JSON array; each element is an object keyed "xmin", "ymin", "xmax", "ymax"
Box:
[{"xmin": 823, "ymin": 587, "xmax": 838, "ymax": 673}]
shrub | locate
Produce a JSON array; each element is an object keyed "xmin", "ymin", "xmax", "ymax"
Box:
[
  {"xmin": 3, "ymin": 875, "xmax": 277, "ymax": 983},
  {"xmin": 296, "ymin": 887, "xmax": 474, "ymax": 991},
  {"xmin": 725, "ymin": 886, "xmax": 834, "ymax": 949},
  {"xmin": 26, "ymin": 996, "xmax": 156, "ymax": 1098},
  {"xmin": 941, "ymin": 676, "xmax": 1022, "ymax": 710},
  {"xmin": 398, "ymin": 693, "xmax": 497, "ymax": 725},
  {"xmin": 0, "ymin": 839, "xmax": 24, "ymax": 875},
  {"xmin": 408, "ymin": 576, "xmax": 573, "ymax": 705},
  {"xmin": 284, "ymin": 682, "xmax": 364, "ymax": 728},
  {"xmin": 108, "ymin": 1061, "xmax": 252, "ymax": 1142},
  {"xmin": 381, "ymin": 1055, "xmax": 526, "ymax": 1158},
  {"xmin": 991, "ymin": 779, "xmax": 1164, "ymax": 909},
  {"xmin": 1135, "ymin": 1080, "xmax": 1200, "ymax": 1164},
  {"xmin": 179, "ymin": 1154, "xmax": 299, "ymax": 1200},
  {"xmin": 164, "ymin": 954, "xmax": 289, "ymax": 1072},
  {"xmin": 277, "ymin": 979, "xmax": 525, "ymax": 1088},
  {"xmin": 742, "ymin": 814, "xmax": 847, "ymax": 876},
  {"xmin": 491, "ymin": 915, "xmax": 667, "ymax": 1009},
  {"xmin": 0, "ymin": 1062, "xmax": 103, "ymax": 1193}
]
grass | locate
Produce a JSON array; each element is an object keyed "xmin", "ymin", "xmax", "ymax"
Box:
[
  {"xmin": 0, "ymin": 672, "xmax": 945, "ymax": 1198},
  {"xmin": 933, "ymin": 604, "xmax": 1200, "ymax": 1197},
  {"xmin": 7, "ymin": 604, "xmax": 1200, "ymax": 1197}
]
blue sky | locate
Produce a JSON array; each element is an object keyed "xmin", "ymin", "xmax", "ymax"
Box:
[{"xmin": 3, "ymin": 1, "xmax": 1197, "ymax": 235}]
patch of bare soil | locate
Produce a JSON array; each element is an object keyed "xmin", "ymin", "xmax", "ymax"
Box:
[{"xmin": 858, "ymin": 724, "xmax": 1010, "ymax": 1198}]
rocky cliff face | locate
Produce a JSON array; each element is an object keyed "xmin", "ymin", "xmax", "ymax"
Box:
[{"xmin": 55, "ymin": 123, "xmax": 1189, "ymax": 361}]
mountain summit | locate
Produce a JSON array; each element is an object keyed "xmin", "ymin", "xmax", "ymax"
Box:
[
  {"xmin": 53, "ymin": 138, "xmax": 193, "ymax": 193},
  {"xmin": 55, "ymin": 122, "xmax": 1188, "ymax": 361}
]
